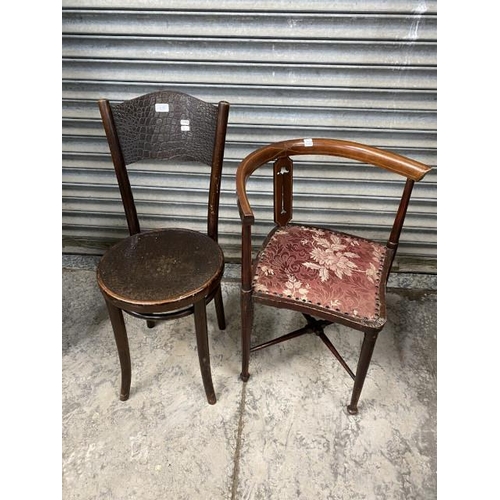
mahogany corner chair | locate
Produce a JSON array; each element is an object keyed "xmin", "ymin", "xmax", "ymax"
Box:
[
  {"xmin": 97, "ymin": 91, "xmax": 230, "ymax": 404},
  {"xmin": 236, "ymin": 138, "xmax": 431, "ymax": 414}
]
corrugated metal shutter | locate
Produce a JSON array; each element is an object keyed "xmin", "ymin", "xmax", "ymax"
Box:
[{"xmin": 62, "ymin": 1, "xmax": 437, "ymax": 271}]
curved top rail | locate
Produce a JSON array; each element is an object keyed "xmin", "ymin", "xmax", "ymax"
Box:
[{"xmin": 236, "ymin": 138, "xmax": 432, "ymax": 224}]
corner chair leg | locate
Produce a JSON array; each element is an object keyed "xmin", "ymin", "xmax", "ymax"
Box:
[
  {"xmin": 214, "ymin": 285, "xmax": 226, "ymax": 331},
  {"xmin": 105, "ymin": 301, "xmax": 131, "ymax": 401},
  {"xmin": 347, "ymin": 331, "xmax": 379, "ymax": 415},
  {"xmin": 240, "ymin": 289, "xmax": 253, "ymax": 382},
  {"xmin": 194, "ymin": 299, "xmax": 216, "ymax": 405}
]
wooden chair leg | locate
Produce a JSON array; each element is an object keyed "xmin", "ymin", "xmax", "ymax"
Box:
[
  {"xmin": 194, "ymin": 299, "xmax": 216, "ymax": 404},
  {"xmin": 214, "ymin": 285, "xmax": 226, "ymax": 330},
  {"xmin": 240, "ymin": 289, "xmax": 253, "ymax": 382},
  {"xmin": 105, "ymin": 301, "xmax": 131, "ymax": 401},
  {"xmin": 347, "ymin": 331, "xmax": 379, "ymax": 415}
]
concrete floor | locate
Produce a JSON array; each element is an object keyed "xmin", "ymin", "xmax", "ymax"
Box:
[{"xmin": 62, "ymin": 256, "xmax": 436, "ymax": 500}]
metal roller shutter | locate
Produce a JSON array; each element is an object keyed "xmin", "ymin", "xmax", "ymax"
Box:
[{"xmin": 62, "ymin": 1, "xmax": 437, "ymax": 271}]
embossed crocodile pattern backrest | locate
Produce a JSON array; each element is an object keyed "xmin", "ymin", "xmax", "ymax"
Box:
[{"xmin": 110, "ymin": 91, "xmax": 218, "ymax": 166}]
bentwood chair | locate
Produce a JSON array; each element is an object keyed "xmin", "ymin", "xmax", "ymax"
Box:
[
  {"xmin": 97, "ymin": 91, "xmax": 230, "ymax": 404},
  {"xmin": 236, "ymin": 138, "xmax": 431, "ymax": 414}
]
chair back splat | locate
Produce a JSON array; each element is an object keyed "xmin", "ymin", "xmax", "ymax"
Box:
[
  {"xmin": 236, "ymin": 137, "xmax": 431, "ymax": 414},
  {"xmin": 273, "ymin": 156, "xmax": 294, "ymax": 226},
  {"xmin": 97, "ymin": 91, "xmax": 230, "ymax": 405}
]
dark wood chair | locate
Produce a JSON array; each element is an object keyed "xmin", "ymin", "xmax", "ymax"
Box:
[
  {"xmin": 97, "ymin": 91, "xmax": 230, "ymax": 404},
  {"xmin": 236, "ymin": 138, "xmax": 431, "ymax": 414}
]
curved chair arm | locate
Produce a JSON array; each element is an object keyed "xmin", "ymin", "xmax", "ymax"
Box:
[{"xmin": 236, "ymin": 138, "xmax": 432, "ymax": 225}]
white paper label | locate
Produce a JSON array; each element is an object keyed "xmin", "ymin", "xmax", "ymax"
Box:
[
  {"xmin": 303, "ymin": 138, "xmax": 313, "ymax": 147},
  {"xmin": 180, "ymin": 120, "xmax": 190, "ymax": 126},
  {"xmin": 155, "ymin": 103, "xmax": 169, "ymax": 112}
]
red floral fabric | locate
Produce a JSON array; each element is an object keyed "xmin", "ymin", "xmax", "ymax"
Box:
[{"xmin": 253, "ymin": 225, "xmax": 387, "ymax": 321}]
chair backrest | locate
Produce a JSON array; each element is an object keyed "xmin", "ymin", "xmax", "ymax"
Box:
[
  {"xmin": 236, "ymin": 138, "xmax": 431, "ymax": 283},
  {"xmin": 98, "ymin": 91, "xmax": 230, "ymax": 240}
]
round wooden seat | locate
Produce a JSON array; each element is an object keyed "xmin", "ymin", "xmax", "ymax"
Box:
[{"xmin": 97, "ymin": 228, "xmax": 224, "ymax": 314}]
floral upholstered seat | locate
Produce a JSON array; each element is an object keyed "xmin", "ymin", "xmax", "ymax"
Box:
[{"xmin": 253, "ymin": 225, "xmax": 388, "ymax": 326}]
